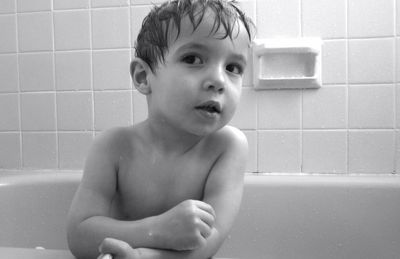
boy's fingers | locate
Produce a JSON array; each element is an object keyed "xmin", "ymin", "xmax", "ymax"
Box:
[
  {"xmin": 195, "ymin": 200, "xmax": 216, "ymax": 218},
  {"xmin": 197, "ymin": 208, "xmax": 215, "ymax": 228},
  {"xmin": 197, "ymin": 219, "xmax": 213, "ymax": 238},
  {"xmin": 99, "ymin": 237, "xmax": 132, "ymax": 256}
]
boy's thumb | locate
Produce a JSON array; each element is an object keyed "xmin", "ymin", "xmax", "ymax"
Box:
[{"xmin": 99, "ymin": 237, "xmax": 131, "ymax": 257}]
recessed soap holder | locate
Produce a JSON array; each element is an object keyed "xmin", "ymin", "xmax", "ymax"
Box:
[{"xmin": 252, "ymin": 38, "xmax": 322, "ymax": 90}]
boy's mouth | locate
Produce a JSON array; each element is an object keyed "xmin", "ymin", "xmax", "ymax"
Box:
[{"xmin": 195, "ymin": 101, "xmax": 222, "ymax": 114}]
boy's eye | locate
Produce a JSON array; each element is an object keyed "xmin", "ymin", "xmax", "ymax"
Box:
[
  {"xmin": 226, "ymin": 63, "xmax": 243, "ymax": 75},
  {"xmin": 181, "ymin": 55, "xmax": 203, "ymax": 65}
]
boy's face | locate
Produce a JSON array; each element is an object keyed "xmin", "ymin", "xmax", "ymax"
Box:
[{"xmin": 147, "ymin": 11, "xmax": 250, "ymax": 136}]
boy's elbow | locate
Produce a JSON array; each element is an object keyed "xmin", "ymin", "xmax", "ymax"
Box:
[
  {"xmin": 67, "ymin": 219, "xmax": 98, "ymax": 259},
  {"xmin": 67, "ymin": 224, "xmax": 85, "ymax": 259},
  {"xmin": 68, "ymin": 232, "xmax": 98, "ymax": 259}
]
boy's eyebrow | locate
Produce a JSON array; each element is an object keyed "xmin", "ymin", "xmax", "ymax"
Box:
[
  {"xmin": 231, "ymin": 53, "xmax": 248, "ymax": 66},
  {"xmin": 176, "ymin": 42, "xmax": 210, "ymax": 53},
  {"xmin": 176, "ymin": 42, "xmax": 248, "ymax": 64}
]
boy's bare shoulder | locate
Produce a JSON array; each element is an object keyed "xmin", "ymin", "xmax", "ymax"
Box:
[
  {"xmin": 206, "ymin": 125, "xmax": 248, "ymax": 153},
  {"xmin": 90, "ymin": 126, "xmax": 134, "ymax": 159},
  {"xmin": 94, "ymin": 126, "xmax": 132, "ymax": 145}
]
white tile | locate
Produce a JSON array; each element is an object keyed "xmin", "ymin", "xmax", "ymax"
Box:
[
  {"xmin": 93, "ymin": 50, "xmax": 131, "ymax": 90},
  {"xmin": 0, "ymin": 0, "xmax": 16, "ymax": 14},
  {"xmin": 17, "ymin": 12, "xmax": 53, "ymax": 52},
  {"xmin": 17, "ymin": 0, "xmax": 51, "ymax": 12},
  {"xmin": 321, "ymin": 40, "xmax": 347, "ymax": 84},
  {"xmin": 0, "ymin": 93, "xmax": 19, "ymax": 131},
  {"xmin": 58, "ymin": 132, "xmax": 93, "ymax": 169},
  {"xmin": 348, "ymin": 39, "xmax": 395, "ymax": 84},
  {"xmin": 349, "ymin": 130, "xmax": 395, "ymax": 173},
  {"xmin": 0, "ymin": 54, "xmax": 18, "ymax": 92},
  {"xmin": 57, "ymin": 92, "xmax": 93, "ymax": 131},
  {"xmin": 92, "ymin": 7, "xmax": 130, "ymax": 49},
  {"xmin": 92, "ymin": 0, "xmax": 129, "ymax": 8},
  {"xmin": 54, "ymin": 10, "xmax": 90, "ymax": 50},
  {"xmin": 0, "ymin": 133, "xmax": 20, "ymax": 169},
  {"xmin": 257, "ymin": 90, "xmax": 302, "ymax": 129},
  {"xmin": 55, "ymin": 51, "xmax": 91, "ymax": 90},
  {"xmin": 348, "ymin": 0, "xmax": 395, "ymax": 38},
  {"xmin": 302, "ymin": 0, "xmax": 346, "ymax": 39},
  {"xmin": 20, "ymin": 93, "xmax": 56, "ymax": 131},
  {"xmin": 302, "ymin": 130, "xmax": 347, "ymax": 173},
  {"xmin": 54, "ymin": 0, "xmax": 90, "ymax": 10},
  {"xmin": 230, "ymin": 88, "xmax": 257, "ymax": 130},
  {"xmin": 258, "ymin": 130, "xmax": 301, "ymax": 173},
  {"xmin": 0, "ymin": 15, "xmax": 17, "ymax": 53},
  {"xmin": 132, "ymin": 90, "xmax": 148, "ymax": 123},
  {"xmin": 303, "ymin": 86, "xmax": 347, "ymax": 129},
  {"xmin": 349, "ymin": 85, "xmax": 394, "ymax": 129},
  {"xmin": 19, "ymin": 52, "xmax": 54, "ymax": 91},
  {"xmin": 131, "ymin": 5, "xmax": 152, "ymax": 47},
  {"xmin": 94, "ymin": 91, "xmax": 132, "ymax": 130},
  {"xmin": 242, "ymin": 130, "xmax": 257, "ymax": 173},
  {"xmin": 256, "ymin": 0, "xmax": 301, "ymax": 38},
  {"xmin": 22, "ymin": 132, "xmax": 57, "ymax": 168}
]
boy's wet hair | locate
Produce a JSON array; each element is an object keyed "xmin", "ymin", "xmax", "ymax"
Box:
[{"xmin": 133, "ymin": 0, "xmax": 255, "ymax": 73}]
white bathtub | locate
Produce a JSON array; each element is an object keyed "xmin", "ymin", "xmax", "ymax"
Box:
[{"xmin": 1, "ymin": 171, "xmax": 399, "ymax": 259}]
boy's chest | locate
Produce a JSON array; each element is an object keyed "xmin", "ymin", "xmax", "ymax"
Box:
[{"xmin": 115, "ymin": 154, "xmax": 214, "ymax": 219}]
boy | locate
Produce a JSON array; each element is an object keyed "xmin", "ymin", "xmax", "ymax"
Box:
[{"xmin": 67, "ymin": 0, "xmax": 254, "ymax": 258}]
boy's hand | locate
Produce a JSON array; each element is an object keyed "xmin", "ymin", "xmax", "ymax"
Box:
[
  {"xmin": 98, "ymin": 238, "xmax": 139, "ymax": 259},
  {"xmin": 154, "ymin": 199, "xmax": 216, "ymax": 251}
]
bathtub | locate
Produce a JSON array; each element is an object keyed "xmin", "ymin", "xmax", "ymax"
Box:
[{"xmin": 1, "ymin": 170, "xmax": 399, "ymax": 259}]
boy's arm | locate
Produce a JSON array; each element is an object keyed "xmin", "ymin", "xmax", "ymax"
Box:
[
  {"xmin": 100, "ymin": 126, "xmax": 248, "ymax": 259},
  {"xmin": 67, "ymin": 128, "xmax": 158, "ymax": 258}
]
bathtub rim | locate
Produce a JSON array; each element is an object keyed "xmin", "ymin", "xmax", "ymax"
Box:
[
  {"xmin": 0, "ymin": 170, "xmax": 82, "ymax": 186},
  {"xmin": 1, "ymin": 169, "xmax": 400, "ymax": 187}
]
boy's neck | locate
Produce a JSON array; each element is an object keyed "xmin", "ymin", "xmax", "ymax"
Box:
[{"xmin": 138, "ymin": 118, "xmax": 204, "ymax": 155}]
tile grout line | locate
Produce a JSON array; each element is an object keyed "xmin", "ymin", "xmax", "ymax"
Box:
[
  {"xmin": 51, "ymin": 0, "xmax": 60, "ymax": 169},
  {"xmin": 345, "ymin": 0, "xmax": 350, "ymax": 174},
  {"xmin": 89, "ymin": 0, "xmax": 96, "ymax": 140}
]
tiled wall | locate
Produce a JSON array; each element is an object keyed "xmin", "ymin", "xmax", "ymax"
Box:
[{"xmin": 0, "ymin": 0, "xmax": 399, "ymax": 174}]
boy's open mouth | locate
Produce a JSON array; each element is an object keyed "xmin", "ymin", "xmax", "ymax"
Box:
[{"xmin": 195, "ymin": 101, "xmax": 222, "ymax": 114}]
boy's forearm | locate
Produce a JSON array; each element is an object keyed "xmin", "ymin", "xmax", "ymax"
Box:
[
  {"xmin": 68, "ymin": 215, "xmax": 159, "ymax": 258},
  {"xmin": 70, "ymin": 217, "xmax": 223, "ymax": 259},
  {"xmin": 135, "ymin": 228, "xmax": 223, "ymax": 259}
]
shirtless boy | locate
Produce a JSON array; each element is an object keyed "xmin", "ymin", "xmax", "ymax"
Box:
[{"xmin": 67, "ymin": 0, "xmax": 254, "ymax": 258}]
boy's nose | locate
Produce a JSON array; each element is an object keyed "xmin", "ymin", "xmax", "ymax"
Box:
[{"xmin": 203, "ymin": 67, "xmax": 225, "ymax": 93}]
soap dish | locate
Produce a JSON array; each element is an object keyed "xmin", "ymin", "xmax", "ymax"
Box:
[{"xmin": 252, "ymin": 38, "xmax": 322, "ymax": 90}]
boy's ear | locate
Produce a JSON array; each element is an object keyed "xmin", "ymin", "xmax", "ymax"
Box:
[{"xmin": 130, "ymin": 58, "xmax": 152, "ymax": 95}]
